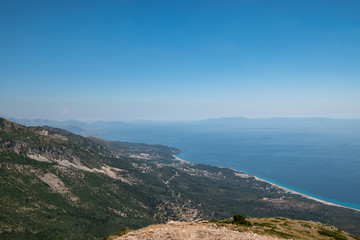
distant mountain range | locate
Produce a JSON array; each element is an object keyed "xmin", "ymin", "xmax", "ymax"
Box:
[
  {"xmin": 1, "ymin": 117, "xmax": 360, "ymax": 239},
  {"xmin": 4, "ymin": 116, "xmax": 360, "ymax": 138}
]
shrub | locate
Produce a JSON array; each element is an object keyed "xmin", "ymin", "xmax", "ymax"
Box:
[{"xmin": 232, "ymin": 214, "xmax": 252, "ymax": 226}]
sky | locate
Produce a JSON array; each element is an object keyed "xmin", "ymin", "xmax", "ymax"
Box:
[{"xmin": 1, "ymin": 0, "xmax": 359, "ymax": 121}]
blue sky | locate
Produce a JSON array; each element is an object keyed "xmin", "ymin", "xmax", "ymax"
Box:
[{"xmin": 1, "ymin": 0, "xmax": 359, "ymax": 120}]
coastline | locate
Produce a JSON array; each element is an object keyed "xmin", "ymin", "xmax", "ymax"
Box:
[
  {"xmin": 252, "ymin": 175, "xmax": 360, "ymax": 212},
  {"xmin": 173, "ymin": 154, "xmax": 360, "ymax": 213}
]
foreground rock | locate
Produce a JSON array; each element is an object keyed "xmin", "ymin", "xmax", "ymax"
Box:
[
  {"xmin": 108, "ymin": 218, "xmax": 359, "ymax": 240},
  {"xmin": 115, "ymin": 221, "xmax": 280, "ymax": 240}
]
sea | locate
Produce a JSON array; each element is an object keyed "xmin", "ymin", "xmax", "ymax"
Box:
[{"xmin": 94, "ymin": 118, "xmax": 360, "ymax": 210}]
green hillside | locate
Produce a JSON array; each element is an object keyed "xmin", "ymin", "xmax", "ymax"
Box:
[{"xmin": 1, "ymin": 117, "xmax": 359, "ymax": 239}]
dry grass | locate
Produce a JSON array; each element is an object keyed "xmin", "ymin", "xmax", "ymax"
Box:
[
  {"xmin": 108, "ymin": 218, "xmax": 359, "ymax": 240},
  {"xmin": 109, "ymin": 218, "xmax": 359, "ymax": 240}
]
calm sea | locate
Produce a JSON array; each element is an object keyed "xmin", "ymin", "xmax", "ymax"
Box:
[{"xmin": 96, "ymin": 119, "xmax": 360, "ymax": 210}]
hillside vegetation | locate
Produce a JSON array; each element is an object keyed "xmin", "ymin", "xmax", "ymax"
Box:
[{"xmin": 0, "ymin": 117, "xmax": 359, "ymax": 239}]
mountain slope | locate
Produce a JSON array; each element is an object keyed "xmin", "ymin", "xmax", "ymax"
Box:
[{"xmin": 1, "ymin": 117, "xmax": 360, "ymax": 239}]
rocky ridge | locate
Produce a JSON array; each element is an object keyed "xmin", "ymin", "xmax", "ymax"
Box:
[
  {"xmin": 113, "ymin": 220, "xmax": 280, "ymax": 240},
  {"xmin": 108, "ymin": 217, "xmax": 359, "ymax": 240}
]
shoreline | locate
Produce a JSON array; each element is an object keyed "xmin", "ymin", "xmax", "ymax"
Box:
[
  {"xmin": 173, "ymin": 154, "xmax": 360, "ymax": 213},
  {"xmin": 252, "ymin": 175, "xmax": 360, "ymax": 212}
]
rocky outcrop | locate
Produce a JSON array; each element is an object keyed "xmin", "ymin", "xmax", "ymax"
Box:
[
  {"xmin": 114, "ymin": 221, "xmax": 280, "ymax": 240},
  {"xmin": 110, "ymin": 218, "xmax": 359, "ymax": 240}
]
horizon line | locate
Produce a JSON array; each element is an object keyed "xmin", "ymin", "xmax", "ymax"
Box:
[{"xmin": 2, "ymin": 114, "xmax": 360, "ymax": 123}]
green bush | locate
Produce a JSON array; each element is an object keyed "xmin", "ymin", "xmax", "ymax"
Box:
[{"xmin": 232, "ymin": 214, "xmax": 252, "ymax": 226}]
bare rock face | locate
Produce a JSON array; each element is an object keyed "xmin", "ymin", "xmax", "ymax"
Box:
[{"xmin": 115, "ymin": 221, "xmax": 280, "ymax": 240}]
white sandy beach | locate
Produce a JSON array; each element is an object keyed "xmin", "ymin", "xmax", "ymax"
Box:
[{"xmin": 252, "ymin": 175, "xmax": 360, "ymax": 212}]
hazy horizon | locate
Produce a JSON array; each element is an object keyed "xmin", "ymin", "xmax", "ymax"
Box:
[{"xmin": 3, "ymin": 114, "xmax": 360, "ymax": 123}]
